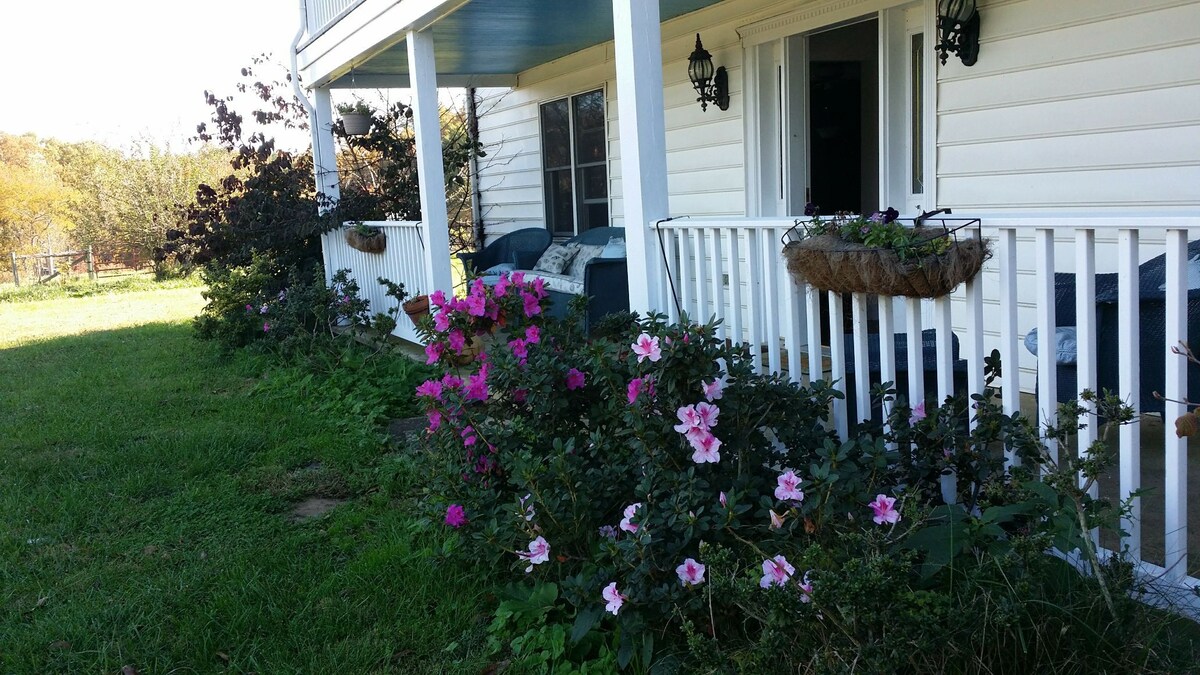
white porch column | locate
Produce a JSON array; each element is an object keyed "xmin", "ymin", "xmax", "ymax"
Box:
[
  {"xmin": 612, "ymin": 0, "xmax": 669, "ymax": 314},
  {"xmin": 407, "ymin": 28, "xmax": 454, "ymax": 296},
  {"xmin": 310, "ymin": 86, "xmax": 342, "ymax": 210},
  {"xmin": 310, "ymin": 86, "xmax": 341, "ymax": 283}
]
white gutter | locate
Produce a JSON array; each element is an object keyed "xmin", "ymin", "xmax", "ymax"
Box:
[{"xmin": 290, "ymin": 0, "xmax": 316, "ymax": 118}]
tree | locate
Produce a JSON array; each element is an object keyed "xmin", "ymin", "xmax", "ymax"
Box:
[{"xmin": 0, "ymin": 134, "xmax": 77, "ymax": 258}]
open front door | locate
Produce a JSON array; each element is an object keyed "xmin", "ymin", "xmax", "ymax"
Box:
[{"xmin": 750, "ymin": 3, "xmax": 932, "ymax": 218}]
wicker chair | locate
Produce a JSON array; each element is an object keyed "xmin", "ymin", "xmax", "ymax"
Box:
[
  {"xmin": 1045, "ymin": 240, "xmax": 1200, "ymax": 414},
  {"xmin": 458, "ymin": 228, "xmax": 552, "ymax": 274}
]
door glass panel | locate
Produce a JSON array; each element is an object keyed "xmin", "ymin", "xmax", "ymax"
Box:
[
  {"xmin": 911, "ymin": 32, "xmax": 924, "ymax": 195},
  {"xmin": 540, "ymin": 99, "xmax": 571, "ymax": 169}
]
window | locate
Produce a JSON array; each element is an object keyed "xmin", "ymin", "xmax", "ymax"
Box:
[
  {"xmin": 910, "ymin": 32, "xmax": 924, "ymax": 196},
  {"xmin": 540, "ymin": 89, "xmax": 608, "ymax": 236}
]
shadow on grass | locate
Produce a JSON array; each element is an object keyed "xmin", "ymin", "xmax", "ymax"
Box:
[{"xmin": 0, "ymin": 323, "xmax": 493, "ymax": 673}]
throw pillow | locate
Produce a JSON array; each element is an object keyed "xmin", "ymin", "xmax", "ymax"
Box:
[
  {"xmin": 565, "ymin": 244, "xmax": 606, "ymax": 279},
  {"xmin": 482, "ymin": 262, "xmax": 517, "ymax": 275},
  {"xmin": 533, "ymin": 243, "xmax": 579, "ymax": 275},
  {"xmin": 600, "ymin": 237, "xmax": 626, "ymax": 259}
]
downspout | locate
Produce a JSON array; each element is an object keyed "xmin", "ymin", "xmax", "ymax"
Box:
[
  {"xmin": 289, "ymin": 0, "xmax": 316, "ymax": 119},
  {"xmin": 466, "ymin": 86, "xmax": 484, "ymax": 248}
]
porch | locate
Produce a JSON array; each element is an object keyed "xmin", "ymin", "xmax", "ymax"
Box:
[{"xmin": 300, "ymin": 0, "xmax": 1200, "ymax": 614}]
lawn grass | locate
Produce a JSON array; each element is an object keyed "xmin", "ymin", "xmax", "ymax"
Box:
[
  {"xmin": 0, "ymin": 273, "xmax": 203, "ymax": 304},
  {"xmin": 0, "ymin": 289, "xmax": 494, "ymax": 672}
]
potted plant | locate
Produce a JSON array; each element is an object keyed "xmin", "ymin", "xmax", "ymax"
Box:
[
  {"xmin": 336, "ymin": 100, "xmax": 373, "ymax": 136},
  {"xmin": 344, "ymin": 222, "xmax": 386, "ymax": 254},
  {"xmin": 782, "ymin": 205, "xmax": 991, "ymax": 298},
  {"xmin": 402, "ymin": 293, "xmax": 430, "ymax": 326}
]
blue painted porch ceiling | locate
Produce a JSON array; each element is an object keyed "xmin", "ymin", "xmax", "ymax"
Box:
[{"xmin": 336, "ymin": 0, "xmax": 725, "ymax": 83}]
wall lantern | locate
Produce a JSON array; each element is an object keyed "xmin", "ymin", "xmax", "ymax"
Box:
[
  {"xmin": 688, "ymin": 34, "xmax": 729, "ymax": 112},
  {"xmin": 936, "ymin": 0, "xmax": 980, "ymax": 66}
]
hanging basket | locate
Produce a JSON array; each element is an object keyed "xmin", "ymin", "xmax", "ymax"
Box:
[
  {"xmin": 341, "ymin": 112, "xmax": 372, "ymax": 136},
  {"xmin": 344, "ymin": 227, "xmax": 387, "ymax": 254},
  {"xmin": 782, "ymin": 228, "xmax": 991, "ymax": 298}
]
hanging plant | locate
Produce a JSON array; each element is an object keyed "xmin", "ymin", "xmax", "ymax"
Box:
[
  {"xmin": 344, "ymin": 222, "xmax": 386, "ymax": 253},
  {"xmin": 782, "ymin": 205, "xmax": 991, "ymax": 298},
  {"xmin": 336, "ymin": 100, "xmax": 374, "ymax": 136}
]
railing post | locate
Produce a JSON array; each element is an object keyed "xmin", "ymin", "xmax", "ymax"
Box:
[
  {"xmin": 86, "ymin": 246, "xmax": 96, "ymax": 281},
  {"xmin": 407, "ymin": 28, "xmax": 454, "ymax": 297},
  {"xmin": 311, "ymin": 86, "xmax": 341, "ymax": 287},
  {"xmin": 10, "ymin": 252, "xmax": 18, "ymax": 287},
  {"xmin": 612, "ymin": 0, "xmax": 669, "ymax": 314}
]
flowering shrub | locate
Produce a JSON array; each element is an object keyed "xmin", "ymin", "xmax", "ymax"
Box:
[{"xmin": 416, "ymin": 287, "xmax": 1182, "ymax": 671}]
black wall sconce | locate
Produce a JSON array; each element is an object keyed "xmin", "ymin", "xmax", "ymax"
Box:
[
  {"xmin": 936, "ymin": 0, "xmax": 980, "ymax": 66},
  {"xmin": 688, "ymin": 34, "xmax": 729, "ymax": 112}
]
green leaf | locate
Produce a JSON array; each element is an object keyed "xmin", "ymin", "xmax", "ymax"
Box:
[{"xmin": 570, "ymin": 606, "xmax": 602, "ymax": 644}]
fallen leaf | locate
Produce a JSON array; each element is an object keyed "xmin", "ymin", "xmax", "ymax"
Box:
[
  {"xmin": 215, "ymin": 652, "xmax": 230, "ymax": 663},
  {"xmin": 49, "ymin": 640, "xmax": 71, "ymax": 650},
  {"xmin": 1175, "ymin": 411, "xmax": 1200, "ymax": 438},
  {"xmin": 142, "ymin": 545, "xmax": 157, "ymax": 556},
  {"xmin": 121, "ymin": 666, "xmax": 140, "ymax": 675}
]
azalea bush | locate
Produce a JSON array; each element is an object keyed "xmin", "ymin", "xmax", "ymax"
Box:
[{"xmin": 414, "ymin": 283, "xmax": 1192, "ymax": 672}]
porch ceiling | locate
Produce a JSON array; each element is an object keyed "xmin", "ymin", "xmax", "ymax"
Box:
[{"xmin": 326, "ymin": 0, "xmax": 725, "ymax": 88}]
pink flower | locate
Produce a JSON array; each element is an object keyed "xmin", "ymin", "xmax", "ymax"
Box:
[
  {"xmin": 531, "ymin": 277, "xmax": 547, "ymax": 299},
  {"xmin": 519, "ymin": 493, "xmax": 536, "ymax": 521},
  {"xmin": 433, "ymin": 311, "xmax": 451, "ymax": 332},
  {"xmin": 494, "ymin": 275, "xmax": 509, "ymax": 297},
  {"xmin": 602, "ymin": 581, "xmax": 626, "ymax": 615},
  {"xmin": 464, "ymin": 367, "xmax": 489, "ymax": 401},
  {"xmin": 760, "ymin": 555, "xmax": 795, "ymax": 589},
  {"xmin": 461, "ymin": 425, "xmax": 477, "ymax": 446},
  {"xmin": 769, "ymin": 509, "xmax": 785, "ymax": 529},
  {"xmin": 465, "ymin": 292, "xmax": 487, "ymax": 317},
  {"xmin": 525, "ymin": 325, "xmax": 541, "ymax": 345},
  {"xmin": 619, "ymin": 503, "xmax": 641, "ymax": 533},
  {"xmin": 566, "ymin": 368, "xmax": 586, "ymax": 391},
  {"xmin": 774, "ymin": 470, "xmax": 805, "ymax": 502},
  {"xmin": 445, "ymin": 504, "xmax": 467, "ymax": 528},
  {"xmin": 508, "ymin": 338, "xmax": 528, "ymax": 362},
  {"xmin": 689, "ymin": 431, "xmax": 721, "ymax": 464},
  {"xmin": 701, "ymin": 377, "xmax": 725, "ymax": 402},
  {"xmin": 447, "ymin": 329, "xmax": 466, "ymax": 354},
  {"xmin": 799, "ymin": 571, "xmax": 814, "ymax": 603},
  {"xmin": 719, "ymin": 491, "xmax": 728, "ymax": 508},
  {"xmin": 521, "ymin": 291, "xmax": 541, "ymax": 317},
  {"xmin": 694, "ymin": 402, "xmax": 719, "ymax": 429},
  {"xmin": 415, "ymin": 379, "xmax": 444, "ymax": 400},
  {"xmin": 627, "ymin": 377, "xmax": 644, "ymax": 405},
  {"xmin": 517, "ymin": 536, "xmax": 550, "ymax": 573},
  {"xmin": 430, "ymin": 290, "xmax": 446, "ymax": 309},
  {"xmin": 676, "ymin": 558, "xmax": 706, "ymax": 587},
  {"xmin": 674, "ymin": 405, "xmax": 702, "ymax": 433},
  {"xmin": 425, "ymin": 342, "xmax": 444, "ymax": 365},
  {"xmin": 909, "ymin": 401, "xmax": 926, "ymax": 426},
  {"xmin": 245, "ymin": 304, "xmax": 253, "ymax": 312},
  {"xmin": 441, "ymin": 373, "xmax": 463, "ymax": 390},
  {"xmin": 512, "ymin": 388, "xmax": 528, "ymax": 403},
  {"xmin": 426, "ymin": 409, "xmax": 443, "ymax": 432},
  {"xmin": 510, "ymin": 271, "xmax": 525, "ymax": 286},
  {"xmin": 262, "ymin": 322, "xmax": 270, "ymax": 332},
  {"xmin": 631, "ymin": 333, "xmax": 662, "ymax": 363},
  {"xmin": 868, "ymin": 494, "xmax": 901, "ymax": 525}
]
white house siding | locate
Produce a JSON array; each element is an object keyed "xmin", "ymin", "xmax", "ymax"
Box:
[
  {"xmin": 936, "ymin": 0, "xmax": 1200, "ymax": 390},
  {"xmin": 474, "ymin": 0, "xmax": 848, "ymax": 241}
]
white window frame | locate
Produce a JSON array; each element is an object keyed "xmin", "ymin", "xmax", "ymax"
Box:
[{"xmin": 537, "ymin": 86, "xmax": 609, "ymax": 237}]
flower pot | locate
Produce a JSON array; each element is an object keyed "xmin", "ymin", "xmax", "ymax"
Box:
[
  {"xmin": 403, "ymin": 294, "xmax": 430, "ymax": 325},
  {"xmin": 344, "ymin": 227, "xmax": 386, "ymax": 253},
  {"xmin": 782, "ymin": 232, "xmax": 991, "ymax": 299},
  {"xmin": 341, "ymin": 112, "xmax": 371, "ymax": 136}
]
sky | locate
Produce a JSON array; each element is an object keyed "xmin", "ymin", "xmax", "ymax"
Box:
[{"xmin": 0, "ymin": 0, "xmax": 310, "ymax": 151}]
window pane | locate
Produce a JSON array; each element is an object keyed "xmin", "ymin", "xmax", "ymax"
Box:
[
  {"xmin": 573, "ymin": 90, "xmax": 606, "ymax": 164},
  {"xmin": 577, "ymin": 202, "xmax": 608, "ymax": 233},
  {"xmin": 540, "ymin": 99, "xmax": 571, "ymax": 169},
  {"xmin": 910, "ymin": 33, "xmax": 924, "ymax": 195},
  {"xmin": 547, "ymin": 170, "xmax": 574, "ymax": 235},
  {"xmin": 579, "ymin": 165, "xmax": 607, "ymax": 200}
]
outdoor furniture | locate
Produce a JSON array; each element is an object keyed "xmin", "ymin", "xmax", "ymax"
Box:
[
  {"xmin": 457, "ymin": 227, "xmax": 552, "ymax": 275},
  {"xmin": 487, "ymin": 227, "xmax": 628, "ymax": 334},
  {"xmin": 841, "ymin": 328, "xmax": 969, "ymax": 425},
  {"xmin": 1038, "ymin": 240, "xmax": 1200, "ymax": 414}
]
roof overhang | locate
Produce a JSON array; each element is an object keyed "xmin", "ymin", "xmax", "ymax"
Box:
[{"xmin": 298, "ymin": 0, "xmax": 726, "ymax": 89}]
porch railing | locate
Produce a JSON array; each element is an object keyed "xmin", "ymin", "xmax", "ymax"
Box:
[
  {"xmin": 653, "ymin": 216, "xmax": 1200, "ymax": 615},
  {"xmin": 322, "ymin": 221, "xmax": 429, "ymax": 345},
  {"xmin": 304, "ymin": 0, "xmax": 361, "ymax": 38}
]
